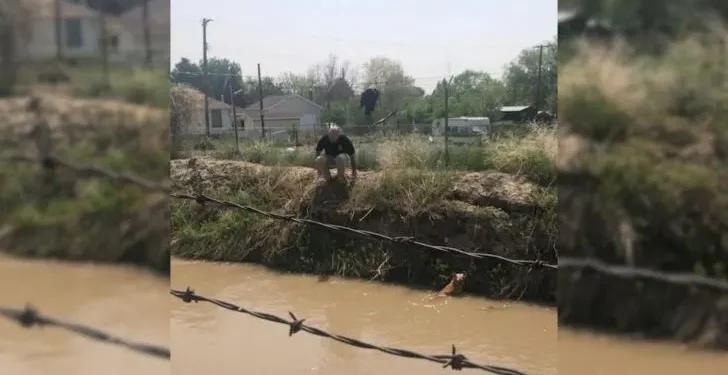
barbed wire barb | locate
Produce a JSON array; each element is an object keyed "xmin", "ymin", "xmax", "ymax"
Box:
[
  {"xmin": 0, "ymin": 305, "xmax": 170, "ymax": 359},
  {"xmin": 171, "ymin": 288, "xmax": 531, "ymax": 374}
]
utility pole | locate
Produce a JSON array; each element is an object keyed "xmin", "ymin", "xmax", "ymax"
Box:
[
  {"xmin": 143, "ymin": 0, "xmax": 151, "ymax": 65},
  {"xmin": 99, "ymin": 2, "xmax": 109, "ymax": 87},
  {"xmin": 308, "ymin": 89, "xmax": 315, "ymax": 134},
  {"xmin": 534, "ymin": 44, "xmax": 545, "ymax": 112},
  {"xmin": 230, "ymin": 83, "xmax": 240, "ymax": 154},
  {"xmin": 443, "ymin": 76, "xmax": 453, "ymax": 166},
  {"xmin": 257, "ymin": 63, "xmax": 266, "ymax": 139},
  {"xmin": 54, "ymin": 0, "xmax": 63, "ymax": 62},
  {"xmin": 202, "ymin": 18, "xmax": 213, "ymax": 136}
]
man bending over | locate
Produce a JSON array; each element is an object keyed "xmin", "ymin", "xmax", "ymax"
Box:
[{"xmin": 315, "ymin": 125, "xmax": 357, "ymax": 181}]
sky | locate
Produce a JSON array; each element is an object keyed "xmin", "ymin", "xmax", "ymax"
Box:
[{"xmin": 170, "ymin": 0, "xmax": 557, "ymax": 92}]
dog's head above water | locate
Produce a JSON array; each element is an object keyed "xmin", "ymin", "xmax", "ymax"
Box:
[
  {"xmin": 438, "ymin": 272, "xmax": 467, "ymax": 296},
  {"xmin": 452, "ymin": 273, "xmax": 466, "ymax": 288}
]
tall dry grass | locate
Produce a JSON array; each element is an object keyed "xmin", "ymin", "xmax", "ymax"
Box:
[
  {"xmin": 558, "ymin": 32, "xmax": 728, "ymax": 346},
  {"xmin": 176, "ymin": 125, "xmax": 558, "ymax": 185}
]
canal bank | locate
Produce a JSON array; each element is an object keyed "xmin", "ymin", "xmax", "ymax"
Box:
[{"xmin": 170, "ymin": 158, "xmax": 558, "ymax": 303}]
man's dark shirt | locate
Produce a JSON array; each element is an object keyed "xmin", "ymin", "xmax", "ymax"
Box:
[{"xmin": 315, "ymin": 135, "xmax": 355, "ymax": 156}]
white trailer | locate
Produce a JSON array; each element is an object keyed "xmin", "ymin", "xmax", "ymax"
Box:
[{"xmin": 432, "ymin": 116, "xmax": 490, "ymax": 137}]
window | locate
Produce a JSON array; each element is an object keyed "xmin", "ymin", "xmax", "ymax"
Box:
[
  {"xmin": 64, "ymin": 18, "xmax": 83, "ymax": 48},
  {"xmin": 239, "ymin": 119, "xmax": 245, "ymax": 129},
  {"xmin": 109, "ymin": 35, "xmax": 119, "ymax": 52},
  {"xmin": 211, "ymin": 110, "xmax": 223, "ymax": 128}
]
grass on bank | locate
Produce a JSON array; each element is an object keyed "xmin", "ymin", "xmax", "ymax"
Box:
[
  {"xmin": 0, "ymin": 88, "xmax": 170, "ymax": 273},
  {"xmin": 558, "ymin": 34, "xmax": 728, "ymax": 346},
  {"xmin": 174, "ymin": 125, "xmax": 558, "ymax": 185},
  {"xmin": 15, "ymin": 64, "xmax": 170, "ymax": 108},
  {"xmin": 560, "ymin": 37, "xmax": 728, "ymax": 278},
  {"xmin": 170, "ymin": 125, "xmax": 558, "ymax": 302}
]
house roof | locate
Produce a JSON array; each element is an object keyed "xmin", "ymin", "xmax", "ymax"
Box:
[
  {"xmin": 500, "ymin": 105, "xmax": 533, "ymax": 112},
  {"xmin": 208, "ymin": 97, "xmax": 245, "ymax": 112},
  {"xmin": 179, "ymin": 86, "xmax": 244, "ymax": 111},
  {"xmin": 207, "ymin": 98, "xmax": 229, "ymax": 110},
  {"xmin": 244, "ymin": 94, "xmax": 323, "ymax": 112}
]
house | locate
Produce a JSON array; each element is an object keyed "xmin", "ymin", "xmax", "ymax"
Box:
[
  {"xmin": 500, "ymin": 105, "xmax": 537, "ymax": 123},
  {"xmin": 189, "ymin": 97, "xmax": 246, "ymax": 136},
  {"xmin": 118, "ymin": 0, "xmax": 170, "ymax": 66},
  {"xmin": 242, "ymin": 94, "xmax": 323, "ymax": 139},
  {"xmin": 17, "ymin": 0, "xmax": 140, "ymax": 64}
]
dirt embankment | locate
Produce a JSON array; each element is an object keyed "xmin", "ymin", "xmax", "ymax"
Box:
[
  {"xmin": 558, "ymin": 41, "xmax": 728, "ymax": 348},
  {"xmin": 557, "ymin": 134, "xmax": 728, "ymax": 349},
  {"xmin": 0, "ymin": 94, "xmax": 169, "ymax": 274},
  {"xmin": 170, "ymin": 157, "xmax": 557, "ymax": 303}
]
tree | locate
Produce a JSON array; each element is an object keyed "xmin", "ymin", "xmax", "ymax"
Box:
[
  {"xmin": 438, "ymin": 70, "xmax": 505, "ymax": 118},
  {"xmin": 502, "ymin": 40, "xmax": 557, "ymax": 113},
  {"xmin": 204, "ymin": 58, "xmax": 244, "ymax": 102},
  {"xmin": 170, "ymin": 57, "xmax": 284, "ymax": 108},
  {"xmin": 277, "ymin": 54, "xmax": 359, "ymax": 125},
  {"xmin": 277, "ymin": 72, "xmax": 315, "ymax": 97},
  {"xmin": 408, "ymin": 71, "xmax": 506, "ymax": 124},
  {"xmin": 359, "ymin": 56, "xmax": 424, "ymax": 124},
  {"xmin": 307, "ymin": 54, "xmax": 357, "ymax": 103},
  {"xmin": 170, "ymin": 57, "xmax": 202, "ymax": 87}
]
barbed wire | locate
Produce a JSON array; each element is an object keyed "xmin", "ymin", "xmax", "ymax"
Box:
[
  {"xmin": 170, "ymin": 192, "xmax": 557, "ymax": 270},
  {"xmin": 170, "ymin": 287, "xmax": 530, "ymax": 374},
  {"xmin": 2, "ymin": 112, "xmax": 555, "ymax": 271},
  {"xmin": 0, "ymin": 108, "xmax": 170, "ymax": 361},
  {"xmin": 17, "ymin": 141, "xmax": 727, "ymax": 292},
  {"xmin": 0, "ymin": 305, "xmax": 170, "ymax": 359},
  {"xmin": 6, "ymin": 102, "xmax": 728, "ymax": 367},
  {"xmin": 4, "ymin": 153, "xmax": 171, "ymax": 193},
  {"xmin": 4, "ymin": 151, "xmax": 554, "ymax": 269},
  {"xmin": 559, "ymin": 257, "xmax": 728, "ymax": 292}
]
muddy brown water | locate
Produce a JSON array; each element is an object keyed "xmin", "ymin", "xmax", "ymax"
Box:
[
  {"xmin": 0, "ymin": 256, "xmax": 169, "ymax": 375},
  {"xmin": 172, "ymin": 259, "xmax": 728, "ymax": 375},
  {"xmin": 5, "ymin": 255, "xmax": 723, "ymax": 375},
  {"xmin": 171, "ymin": 259, "xmax": 557, "ymax": 375}
]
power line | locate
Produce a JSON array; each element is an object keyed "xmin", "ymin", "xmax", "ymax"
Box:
[
  {"xmin": 170, "ymin": 70, "xmax": 506, "ymax": 81},
  {"xmin": 237, "ymin": 32, "xmax": 555, "ymax": 50},
  {"xmin": 168, "ymin": 40, "xmax": 549, "ymax": 79}
]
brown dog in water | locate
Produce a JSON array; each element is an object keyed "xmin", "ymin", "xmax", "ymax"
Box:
[{"xmin": 437, "ymin": 273, "xmax": 466, "ymax": 297}]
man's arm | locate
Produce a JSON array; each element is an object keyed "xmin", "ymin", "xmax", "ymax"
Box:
[
  {"xmin": 343, "ymin": 136, "xmax": 357, "ymax": 175},
  {"xmin": 314, "ymin": 136, "xmax": 325, "ymax": 156}
]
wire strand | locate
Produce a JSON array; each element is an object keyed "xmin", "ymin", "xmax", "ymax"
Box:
[
  {"xmin": 0, "ymin": 305, "xmax": 170, "ymax": 359},
  {"xmin": 170, "ymin": 288, "xmax": 530, "ymax": 374}
]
